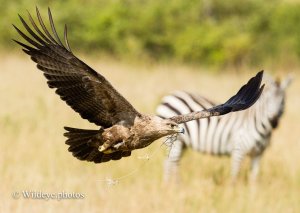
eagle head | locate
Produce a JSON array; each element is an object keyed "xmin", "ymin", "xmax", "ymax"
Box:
[
  {"xmin": 143, "ymin": 116, "xmax": 184, "ymax": 139},
  {"xmin": 129, "ymin": 115, "xmax": 185, "ymax": 150}
]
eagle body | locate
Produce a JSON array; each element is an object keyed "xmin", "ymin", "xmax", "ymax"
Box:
[
  {"xmin": 14, "ymin": 8, "xmax": 264, "ymax": 164},
  {"xmin": 76, "ymin": 115, "xmax": 182, "ymax": 152},
  {"xmin": 64, "ymin": 115, "xmax": 182, "ymax": 162}
]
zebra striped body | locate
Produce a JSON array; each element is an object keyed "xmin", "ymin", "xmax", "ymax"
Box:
[{"xmin": 156, "ymin": 75, "xmax": 292, "ymax": 183}]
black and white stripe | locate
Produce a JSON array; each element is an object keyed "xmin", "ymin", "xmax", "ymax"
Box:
[{"xmin": 156, "ymin": 75, "xmax": 292, "ymax": 182}]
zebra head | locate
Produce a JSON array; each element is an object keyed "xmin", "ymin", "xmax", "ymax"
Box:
[{"xmin": 263, "ymin": 74, "xmax": 293, "ymax": 128}]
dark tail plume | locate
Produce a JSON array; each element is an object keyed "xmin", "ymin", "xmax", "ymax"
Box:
[
  {"xmin": 64, "ymin": 126, "xmax": 132, "ymax": 163},
  {"xmin": 64, "ymin": 126, "xmax": 103, "ymax": 161}
]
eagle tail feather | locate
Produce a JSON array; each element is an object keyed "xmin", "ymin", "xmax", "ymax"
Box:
[{"xmin": 64, "ymin": 126, "xmax": 103, "ymax": 161}]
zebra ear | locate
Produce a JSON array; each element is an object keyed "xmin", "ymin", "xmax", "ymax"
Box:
[
  {"xmin": 280, "ymin": 74, "xmax": 293, "ymax": 90},
  {"xmin": 263, "ymin": 72, "xmax": 275, "ymax": 85}
]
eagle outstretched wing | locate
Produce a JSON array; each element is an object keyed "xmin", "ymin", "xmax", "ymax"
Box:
[
  {"xmin": 13, "ymin": 7, "xmax": 141, "ymax": 128},
  {"xmin": 206, "ymin": 70, "xmax": 264, "ymax": 115},
  {"xmin": 171, "ymin": 71, "xmax": 265, "ymax": 124}
]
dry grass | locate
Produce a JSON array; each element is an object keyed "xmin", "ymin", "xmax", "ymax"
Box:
[{"xmin": 1, "ymin": 54, "xmax": 300, "ymax": 213}]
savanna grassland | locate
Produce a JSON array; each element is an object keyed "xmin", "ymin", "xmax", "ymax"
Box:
[{"xmin": 1, "ymin": 54, "xmax": 300, "ymax": 213}]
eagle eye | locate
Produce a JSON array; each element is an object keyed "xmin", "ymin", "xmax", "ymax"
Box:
[{"xmin": 169, "ymin": 123, "xmax": 176, "ymax": 128}]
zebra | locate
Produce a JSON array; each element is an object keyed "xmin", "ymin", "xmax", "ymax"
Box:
[{"xmin": 156, "ymin": 74, "xmax": 292, "ymax": 183}]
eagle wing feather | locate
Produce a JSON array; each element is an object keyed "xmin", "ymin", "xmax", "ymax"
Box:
[
  {"xmin": 14, "ymin": 7, "xmax": 141, "ymax": 128},
  {"xmin": 171, "ymin": 71, "xmax": 264, "ymax": 124}
]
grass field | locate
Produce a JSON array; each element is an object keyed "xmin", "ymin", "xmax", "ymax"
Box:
[{"xmin": 1, "ymin": 54, "xmax": 299, "ymax": 213}]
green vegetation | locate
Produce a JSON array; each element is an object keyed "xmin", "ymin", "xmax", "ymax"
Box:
[{"xmin": 3, "ymin": 0, "xmax": 300, "ymax": 68}]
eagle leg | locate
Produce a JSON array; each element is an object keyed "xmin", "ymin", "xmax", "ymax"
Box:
[
  {"xmin": 99, "ymin": 141, "xmax": 125, "ymax": 153},
  {"xmin": 113, "ymin": 141, "xmax": 125, "ymax": 149},
  {"xmin": 98, "ymin": 143, "xmax": 112, "ymax": 153},
  {"xmin": 99, "ymin": 125, "xmax": 131, "ymax": 153}
]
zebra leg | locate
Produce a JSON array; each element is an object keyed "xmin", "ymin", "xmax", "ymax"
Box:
[
  {"xmin": 249, "ymin": 155, "xmax": 261, "ymax": 183},
  {"xmin": 230, "ymin": 146, "xmax": 245, "ymax": 184},
  {"xmin": 163, "ymin": 139, "xmax": 185, "ymax": 184}
]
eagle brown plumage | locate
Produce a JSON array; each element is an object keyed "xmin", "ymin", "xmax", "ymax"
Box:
[{"xmin": 13, "ymin": 8, "xmax": 264, "ymax": 164}]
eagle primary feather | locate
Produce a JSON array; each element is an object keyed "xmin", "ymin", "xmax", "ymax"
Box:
[
  {"xmin": 13, "ymin": 8, "xmax": 140, "ymax": 129},
  {"xmin": 170, "ymin": 71, "xmax": 264, "ymax": 124},
  {"xmin": 14, "ymin": 8, "xmax": 264, "ymax": 164}
]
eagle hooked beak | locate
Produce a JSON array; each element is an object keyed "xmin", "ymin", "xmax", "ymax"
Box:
[{"xmin": 175, "ymin": 126, "xmax": 185, "ymax": 134}]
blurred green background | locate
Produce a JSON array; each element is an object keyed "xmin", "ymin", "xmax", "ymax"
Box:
[{"xmin": 2, "ymin": 0, "xmax": 300, "ymax": 69}]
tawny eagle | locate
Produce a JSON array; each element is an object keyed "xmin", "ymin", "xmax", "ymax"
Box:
[{"xmin": 13, "ymin": 8, "xmax": 264, "ymax": 163}]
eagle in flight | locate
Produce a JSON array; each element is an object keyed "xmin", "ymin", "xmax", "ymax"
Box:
[{"xmin": 14, "ymin": 8, "xmax": 264, "ymax": 164}]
